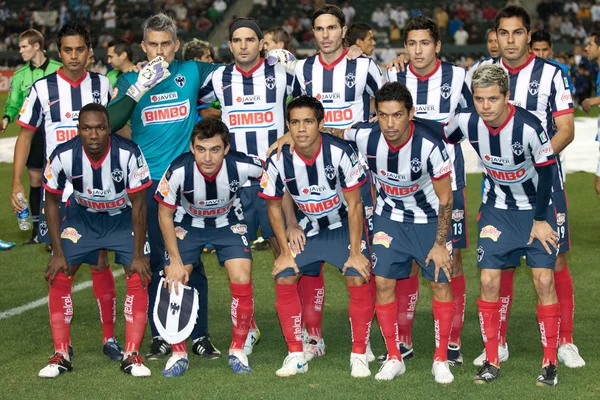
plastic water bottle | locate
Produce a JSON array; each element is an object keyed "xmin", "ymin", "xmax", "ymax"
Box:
[{"xmin": 16, "ymin": 193, "xmax": 32, "ymax": 231}]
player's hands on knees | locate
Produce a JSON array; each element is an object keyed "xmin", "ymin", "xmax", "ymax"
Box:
[
  {"xmin": 343, "ymin": 253, "xmax": 371, "ymax": 282},
  {"xmin": 164, "ymin": 261, "xmax": 189, "ymax": 296},
  {"xmin": 426, "ymin": 243, "xmax": 453, "ymax": 283},
  {"xmin": 346, "ymin": 45, "xmax": 364, "ymax": 60},
  {"xmin": 130, "ymin": 256, "xmax": 151, "ymax": 288},
  {"xmin": 272, "ymin": 253, "xmax": 299, "ymax": 279},
  {"xmin": 529, "ymin": 220, "xmax": 559, "ymax": 255},
  {"xmin": 267, "ymin": 132, "xmax": 294, "ymax": 159},
  {"xmin": 10, "ymin": 182, "xmax": 26, "ymax": 212},
  {"xmin": 45, "ymin": 254, "xmax": 69, "ymax": 285},
  {"xmin": 386, "ymin": 53, "xmax": 409, "ymax": 71},
  {"xmin": 286, "ymin": 224, "xmax": 306, "ymax": 255}
]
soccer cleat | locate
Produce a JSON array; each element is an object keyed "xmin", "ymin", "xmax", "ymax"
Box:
[
  {"xmin": 146, "ymin": 337, "xmax": 172, "ymax": 360},
  {"xmin": 0, "ymin": 239, "xmax": 16, "ymax": 251},
  {"xmin": 472, "ymin": 360, "xmax": 501, "ymax": 384},
  {"xmin": 22, "ymin": 234, "xmax": 40, "ymax": 246},
  {"xmin": 350, "ymin": 353, "xmax": 371, "ymax": 378},
  {"xmin": 103, "ymin": 338, "xmax": 124, "ymax": 361},
  {"xmin": 192, "ymin": 336, "xmax": 221, "ymax": 360},
  {"xmin": 366, "ymin": 341, "xmax": 375, "ymax": 363},
  {"xmin": 303, "ymin": 337, "xmax": 326, "ymax": 361},
  {"xmin": 301, "ymin": 329, "xmax": 309, "ymax": 345},
  {"xmin": 536, "ymin": 363, "xmax": 558, "ymax": 387},
  {"xmin": 447, "ymin": 344, "xmax": 463, "ymax": 367},
  {"xmin": 228, "ymin": 352, "xmax": 252, "ymax": 374},
  {"xmin": 557, "ymin": 343, "xmax": 586, "ymax": 368},
  {"xmin": 162, "ymin": 355, "xmax": 189, "ymax": 377},
  {"xmin": 39, "ymin": 353, "xmax": 72, "ymax": 378},
  {"xmin": 473, "ymin": 343, "xmax": 509, "ymax": 367},
  {"xmin": 377, "ymin": 342, "xmax": 414, "ymax": 364},
  {"xmin": 275, "ymin": 352, "xmax": 308, "ymax": 377},
  {"xmin": 375, "ymin": 357, "xmax": 406, "ymax": 381},
  {"xmin": 121, "ymin": 353, "xmax": 151, "ymax": 377},
  {"xmin": 243, "ymin": 328, "xmax": 261, "ymax": 356},
  {"xmin": 432, "ymin": 360, "xmax": 454, "ymax": 384}
]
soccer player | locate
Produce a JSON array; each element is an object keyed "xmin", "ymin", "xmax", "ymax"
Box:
[
  {"xmin": 466, "ymin": 6, "xmax": 583, "ymax": 369},
  {"xmin": 2, "ymin": 29, "xmax": 61, "ymax": 245},
  {"xmin": 582, "ymin": 31, "xmax": 600, "ymax": 195},
  {"xmin": 39, "ymin": 103, "xmax": 152, "ymax": 378},
  {"xmin": 348, "ymin": 23, "xmax": 376, "ymax": 57},
  {"xmin": 387, "ymin": 15, "xmax": 471, "ymax": 365},
  {"xmin": 530, "ymin": 30, "xmax": 574, "ymax": 93},
  {"xmin": 445, "ymin": 64, "xmax": 561, "ymax": 386},
  {"xmin": 263, "ymin": 26, "xmax": 291, "ymax": 51},
  {"xmin": 155, "ymin": 118, "xmax": 262, "ymax": 376},
  {"xmin": 106, "ymin": 40, "xmax": 135, "ymax": 88},
  {"xmin": 486, "ymin": 29, "xmax": 501, "ymax": 59},
  {"xmin": 181, "ymin": 39, "xmax": 221, "ymax": 121},
  {"xmin": 10, "ymin": 22, "xmax": 124, "ymax": 361},
  {"xmin": 260, "ymin": 95, "xmax": 373, "ymax": 378}
]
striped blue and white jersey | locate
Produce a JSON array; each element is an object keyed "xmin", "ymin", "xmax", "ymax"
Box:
[
  {"xmin": 345, "ymin": 119, "xmax": 452, "ymax": 224},
  {"xmin": 388, "ymin": 60, "xmax": 473, "ymax": 191},
  {"xmin": 42, "ymin": 134, "xmax": 151, "ymax": 215},
  {"xmin": 259, "ymin": 134, "xmax": 366, "ymax": 237},
  {"xmin": 444, "ymin": 105, "xmax": 556, "ymax": 210},
  {"xmin": 155, "ymin": 151, "xmax": 263, "ymax": 228}
]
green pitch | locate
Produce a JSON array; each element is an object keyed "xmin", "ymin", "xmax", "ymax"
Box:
[{"xmin": 0, "ymin": 94, "xmax": 598, "ymax": 399}]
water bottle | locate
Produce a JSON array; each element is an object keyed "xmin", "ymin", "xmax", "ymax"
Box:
[{"xmin": 16, "ymin": 193, "xmax": 32, "ymax": 231}]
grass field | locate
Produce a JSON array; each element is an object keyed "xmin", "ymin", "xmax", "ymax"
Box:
[{"xmin": 0, "ymin": 94, "xmax": 599, "ymax": 399}]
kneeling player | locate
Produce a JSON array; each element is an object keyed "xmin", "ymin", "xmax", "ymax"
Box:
[
  {"xmin": 40, "ymin": 104, "xmax": 152, "ymax": 378},
  {"xmin": 445, "ymin": 64, "xmax": 561, "ymax": 386},
  {"xmin": 260, "ymin": 96, "xmax": 374, "ymax": 378},
  {"xmin": 155, "ymin": 118, "xmax": 262, "ymax": 376}
]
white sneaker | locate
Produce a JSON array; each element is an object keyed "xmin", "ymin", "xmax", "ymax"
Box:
[
  {"xmin": 366, "ymin": 341, "xmax": 375, "ymax": 363},
  {"xmin": 473, "ymin": 343, "xmax": 509, "ymax": 367},
  {"xmin": 558, "ymin": 343, "xmax": 586, "ymax": 368},
  {"xmin": 432, "ymin": 360, "xmax": 454, "ymax": 384},
  {"xmin": 375, "ymin": 357, "xmax": 406, "ymax": 381},
  {"xmin": 243, "ymin": 328, "xmax": 261, "ymax": 356},
  {"xmin": 350, "ymin": 353, "xmax": 371, "ymax": 378},
  {"xmin": 39, "ymin": 353, "xmax": 72, "ymax": 378},
  {"xmin": 276, "ymin": 352, "xmax": 308, "ymax": 377},
  {"xmin": 303, "ymin": 337, "xmax": 325, "ymax": 361}
]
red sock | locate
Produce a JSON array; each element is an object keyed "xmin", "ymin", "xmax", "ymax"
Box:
[
  {"xmin": 230, "ymin": 282, "xmax": 254, "ymax": 351},
  {"xmin": 124, "ymin": 273, "xmax": 148, "ymax": 354},
  {"xmin": 477, "ymin": 298, "xmax": 501, "ymax": 366},
  {"xmin": 375, "ymin": 301, "xmax": 401, "ymax": 360},
  {"xmin": 91, "ymin": 267, "xmax": 116, "ymax": 343},
  {"xmin": 537, "ymin": 303, "xmax": 561, "ymax": 366},
  {"xmin": 300, "ymin": 264, "xmax": 325, "ymax": 339},
  {"xmin": 48, "ymin": 273, "xmax": 73, "ymax": 355},
  {"xmin": 396, "ymin": 274, "xmax": 419, "ymax": 345},
  {"xmin": 172, "ymin": 341, "xmax": 187, "ymax": 354},
  {"xmin": 433, "ymin": 299, "xmax": 454, "ymax": 361},
  {"xmin": 275, "ymin": 283, "xmax": 303, "ymax": 353},
  {"xmin": 554, "ymin": 265, "xmax": 574, "ymax": 345},
  {"xmin": 348, "ymin": 284, "xmax": 374, "ymax": 354},
  {"xmin": 449, "ymin": 274, "xmax": 466, "ymax": 346},
  {"xmin": 499, "ymin": 271, "xmax": 515, "ymax": 346}
]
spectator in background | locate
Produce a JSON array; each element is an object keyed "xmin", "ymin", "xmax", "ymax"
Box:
[
  {"xmin": 560, "ymin": 17, "xmax": 575, "ymax": 38},
  {"xmin": 97, "ymin": 32, "xmax": 114, "ymax": 47},
  {"xmin": 103, "ymin": 2, "xmax": 116, "ymax": 31},
  {"xmin": 577, "ymin": 3, "xmax": 592, "ymax": 23},
  {"xmin": 482, "ymin": 4, "xmax": 497, "ymax": 20},
  {"xmin": 196, "ymin": 10, "xmax": 213, "ymax": 32},
  {"xmin": 434, "ymin": 7, "xmax": 449, "ymax": 33},
  {"xmin": 454, "ymin": 24, "xmax": 469, "ymax": 45},
  {"xmin": 592, "ymin": 0, "xmax": 600, "ymax": 23},
  {"xmin": 574, "ymin": 23, "xmax": 588, "ymax": 42},
  {"xmin": 389, "ymin": 20, "xmax": 401, "ymax": 42},
  {"xmin": 395, "ymin": 6, "xmax": 410, "ymax": 29},
  {"xmin": 213, "ymin": 0, "xmax": 227, "ymax": 14},
  {"xmin": 564, "ymin": 0, "xmax": 579, "ymax": 14},
  {"xmin": 449, "ymin": 14, "xmax": 464, "ymax": 36},
  {"xmin": 342, "ymin": 2, "xmax": 355, "ymax": 26}
]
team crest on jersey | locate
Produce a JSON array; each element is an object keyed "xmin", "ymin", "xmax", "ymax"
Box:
[
  {"xmin": 477, "ymin": 246, "xmax": 485, "ymax": 262},
  {"xmin": 371, "ymin": 252, "xmax": 378, "ymax": 268},
  {"xmin": 410, "ymin": 158, "xmax": 422, "ymax": 173},
  {"xmin": 111, "ymin": 168, "xmax": 124, "ymax": 183},
  {"xmin": 174, "ymin": 75, "xmax": 186, "ymax": 88},
  {"xmin": 511, "ymin": 142, "xmax": 524, "ymax": 156},
  {"xmin": 364, "ymin": 206, "xmax": 374, "ymax": 219},
  {"xmin": 440, "ymin": 83, "xmax": 452, "ymax": 100},
  {"xmin": 92, "ymin": 90, "xmax": 102, "ymax": 104},
  {"xmin": 175, "ymin": 226, "xmax": 188, "ymax": 240},
  {"xmin": 265, "ymin": 75, "xmax": 276, "ymax": 90},
  {"xmin": 345, "ymin": 73, "xmax": 356, "ymax": 89},
  {"xmin": 324, "ymin": 165, "xmax": 336, "ymax": 180},
  {"xmin": 230, "ymin": 224, "xmax": 248, "ymax": 235},
  {"xmin": 452, "ymin": 209, "xmax": 464, "ymax": 222},
  {"xmin": 229, "ymin": 180, "xmax": 239, "ymax": 193},
  {"xmin": 61, "ymin": 227, "xmax": 82, "ymax": 243},
  {"xmin": 528, "ymin": 80, "xmax": 540, "ymax": 96},
  {"xmin": 39, "ymin": 221, "xmax": 48, "ymax": 237},
  {"xmin": 556, "ymin": 213, "xmax": 566, "ymax": 226}
]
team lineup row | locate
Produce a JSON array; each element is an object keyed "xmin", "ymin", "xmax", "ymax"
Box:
[{"xmin": 6, "ymin": 3, "xmax": 586, "ymax": 387}]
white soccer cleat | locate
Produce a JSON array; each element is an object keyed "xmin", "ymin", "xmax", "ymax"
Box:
[
  {"xmin": 473, "ymin": 343, "xmax": 509, "ymax": 367},
  {"xmin": 39, "ymin": 353, "xmax": 72, "ymax": 379},
  {"xmin": 275, "ymin": 352, "xmax": 308, "ymax": 377},
  {"xmin": 243, "ymin": 328, "xmax": 261, "ymax": 356},
  {"xmin": 350, "ymin": 353, "xmax": 371, "ymax": 378},
  {"xmin": 366, "ymin": 341, "xmax": 375, "ymax": 363},
  {"xmin": 432, "ymin": 360, "xmax": 454, "ymax": 384},
  {"xmin": 121, "ymin": 353, "xmax": 152, "ymax": 377},
  {"xmin": 304, "ymin": 337, "xmax": 325, "ymax": 361},
  {"xmin": 558, "ymin": 343, "xmax": 586, "ymax": 368},
  {"xmin": 374, "ymin": 357, "xmax": 406, "ymax": 381}
]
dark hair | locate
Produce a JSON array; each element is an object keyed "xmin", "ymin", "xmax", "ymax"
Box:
[
  {"xmin": 286, "ymin": 96, "xmax": 325, "ymax": 123},
  {"xmin": 403, "ymin": 15, "xmax": 441, "ymax": 45},
  {"xmin": 182, "ymin": 39, "xmax": 215, "ymax": 61},
  {"xmin": 312, "ymin": 4, "xmax": 346, "ymax": 28},
  {"xmin": 57, "ymin": 21, "xmax": 91, "ymax": 50},
  {"xmin": 191, "ymin": 118, "xmax": 230, "ymax": 147},
  {"xmin": 264, "ymin": 26, "xmax": 291, "ymax": 48},
  {"xmin": 348, "ymin": 23, "xmax": 372, "ymax": 45},
  {"xmin": 591, "ymin": 30, "xmax": 600, "ymax": 46},
  {"xmin": 375, "ymin": 82, "xmax": 413, "ymax": 111},
  {"xmin": 495, "ymin": 5, "xmax": 531, "ymax": 33},
  {"xmin": 530, "ymin": 29, "xmax": 552, "ymax": 47},
  {"xmin": 107, "ymin": 40, "xmax": 134, "ymax": 62},
  {"xmin": 79, "ymin": 103, "xmax": 110, "ymax": 125}
]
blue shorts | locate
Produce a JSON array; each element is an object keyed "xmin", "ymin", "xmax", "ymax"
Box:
[
  {"xmin": 38, "ymin": 196, "xmax": 67, "ymax": 244},
  {"xmin": 552, "ymin": 190, "xmax": 570, "ymax": 253},
  {"xmin": 164, "ymin": 220, "xmax": 252, "ymax": 267},
  {"xmin": 451, "ymin": 188, "xmax": 468, "ymax": 249},
  {"xmin": 239, "ymin": 184, "xmax": 274, "ymax": 241},
  {"xmin": 275, "ymin": 223, "xmax": 370, "ymax": 279},
  {"xmin": 476, "ymin": 203, "xmax": 557, "ymax": 270},
  {"xmin": 361, "ymin": 170, "xmax": 376, "ymax": 245},
  {"xmin": 371, "ymin": 215, "xmax": 451, "ymax": 283}
]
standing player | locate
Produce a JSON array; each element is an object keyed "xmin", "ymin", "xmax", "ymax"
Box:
[
  {"xmin": 387, "ymin": 15, "xmax": 472, "ymax": 365},
  {"xmin": 106, "ymin": 40, "xmax": 135, "ymax": 88},
  {"xmin": 446, "ymin": 64, "xmax": 561, "ymax": 386},
  {"xmin": 39, "ymin": 103, "xmax": 152, "ymax": 378},
  {"xmin": 2, "ymin": 29, "xmax": 61, "ymax": 245},
  {"xmin": 466, "ymin": 6, "xmax": 583, "ymax": 369},
  {"xmin": 10, "ymin": 22, "xmax": 125, "ymax": 361},
  {"xmin": 155, "ymin": 118, "xmax": 263, "ymax": 376},
  {"xmin": 582, "ymin": 31, "xmax": 600, "ymax": 195},
  {"xmin": 263, "ymin": 27, "xmax": 291, "ymax": 52},
  {"xmin": 181, "ymin": 39, "xmax": 221, "ymax": 121},
  {"xmin": 260, "ymin": 96, "xmax": 373, "ymax": 378},
  {"xmin": 348, "ymin": 23, "xmax": 376, "ymax": 57},
  {"xmin": 530, "ymin": 30, "xmax": 574, "ymax": 93}
]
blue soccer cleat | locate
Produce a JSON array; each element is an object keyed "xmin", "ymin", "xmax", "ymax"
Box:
[
  {"xmin": 162, "ymin": 355, "xmax": 189, "ymax": 377},
  {"xmin": 103, "ymin": 338, "xmax": 124, "ymax": 361},
  {"xmin": 228, "ymin": 353, "xmax": 252, "ymax": 374}
]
